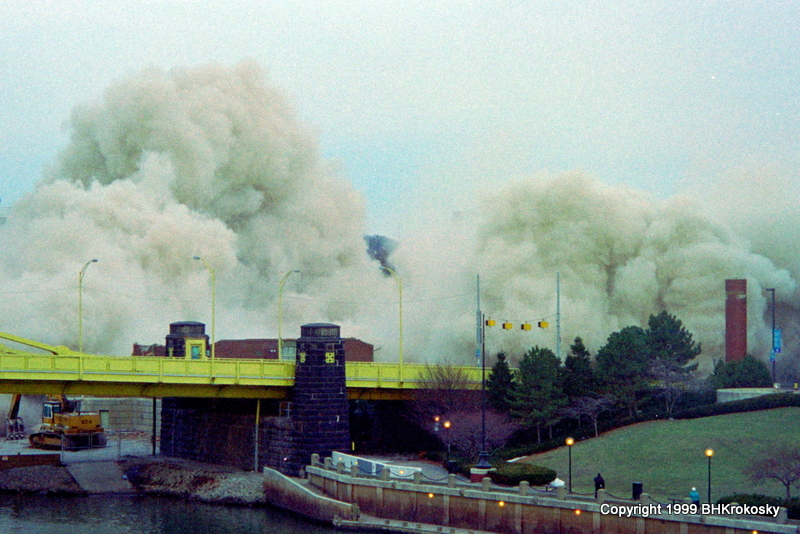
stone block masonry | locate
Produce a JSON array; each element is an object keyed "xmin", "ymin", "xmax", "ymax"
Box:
[
  {"xmin": 159, "ymin": 323, "xmax": 351, "ymax": 476},
  {"xmin": 80, "ymin": 397, "xmax": 161, "ymax": 432},
  {"xmin": 283, "ymin": 323, "xmax": 350, "ymax": 475},
  {"xmin": 160, "ymin": 398, "xmax": 258, "ymax": 471}
]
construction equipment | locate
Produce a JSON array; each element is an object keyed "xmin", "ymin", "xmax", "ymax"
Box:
[
  {"xmin": 5, "ymin": 393, "xmax": 25, "ymax": 440},
  {"xmin": 0, "ymin": 332, "xmax": 107, "ymax": 450},
  {"xmin": 29, "ymin": 395, "xmax": 107, "ymax": 450}
]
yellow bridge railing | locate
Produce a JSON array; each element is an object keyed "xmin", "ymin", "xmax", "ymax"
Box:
[{"xmin": 0, "ymin": 352, "xmax": 485, "ymax": 400}]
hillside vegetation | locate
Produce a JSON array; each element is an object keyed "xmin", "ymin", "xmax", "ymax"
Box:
[{"xmin": 521, "ymin": 407, "xmax": 800, "ymax": 502}]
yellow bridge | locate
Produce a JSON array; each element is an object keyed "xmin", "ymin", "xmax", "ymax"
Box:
[{"xmin": 0, "ymin": 333, "xmax": 484, "ymax": 400}]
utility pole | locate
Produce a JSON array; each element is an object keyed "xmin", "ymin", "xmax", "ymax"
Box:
[
  {"xmin": 475, "ymin": 274, "xmax": 491, "ymax": 469},
  {"xmin": 556, "ymin": 272, "xmax": 561, "ymax": 360}
]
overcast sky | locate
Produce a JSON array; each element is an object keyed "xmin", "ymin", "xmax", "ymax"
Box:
[{"xmin": 2, "ymin": 0, "xmax": 798, "ymax": 236}]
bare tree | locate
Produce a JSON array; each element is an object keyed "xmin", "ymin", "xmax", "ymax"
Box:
[
  {"xmin": 561, "ymin": 395, "xmax": 616, "ymax": 438},
  {"xmin": 411, "ymin": 362, "xmax": 480, "ymax": 434},
  {"xmin": 439, "ymin": 410, "xmax": 520, "ymax": 459},
  {"xmin": 649, "ymin": 358, "xmax": 697, "ymax": 416},
  {"xmin": 747, "ymin": 445, "xmax": 800, "ymax": 499}
]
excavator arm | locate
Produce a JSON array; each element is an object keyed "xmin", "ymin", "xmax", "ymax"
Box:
[
  {"xmin": 0, "ymin": 332, "xmax": 77, "ymax": 355},
  {"xmin": 5, "ymin": 393, "xmax": 24, "ymax": 440}
]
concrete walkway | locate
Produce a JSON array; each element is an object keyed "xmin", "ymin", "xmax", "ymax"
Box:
[
  {"xmin": 337, "ymin": 514, "xmax": 501, "ymax": 534},
  {"xmin": 66, "ymin": 461, "xmax": 134, "ymax": 494}
]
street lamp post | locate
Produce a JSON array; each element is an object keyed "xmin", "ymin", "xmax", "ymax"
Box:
[
  {"xmin": 566, "ymin": 437, "xmax": 575, "ymax": 492},
  {"xmin": 382, "ymin": 267, "xmax": 403, "ymax": 368},
  {"xmin": 705, "ymin": 448, "xmax": 714, "ymax": 505},
  {"xmin": 443, "ymin": 420, "xmax": 451, "ymax": 466},
  {"xmin": 278, "ymin": 270, "xmax": 300, "ymax": 360},
  {"xmin": 193, "ymin": 256, "xmax": 216, "ymax": 360},
  {"xmin": 475, "ymin": 275, "xmax": 491, "ymax": 469},
  {"xmin": 78, "ymin": 259, "xmax": 98, "ymax": 354}
]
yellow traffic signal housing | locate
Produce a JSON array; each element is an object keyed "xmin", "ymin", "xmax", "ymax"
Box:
[
  {"xmin": 502, "ymin": 321, "xmax": 513, "ymax": 330},
  {"xmin": 485, "ymin": 318, "xmax": 496, "ymax": 327},
  {"xmin": 521, "ymin": 323, "xmax": 532, "ymax": 331},
  {"xmin": 538, "ymin": 321, "xmax": 549, "ymax": 328}
]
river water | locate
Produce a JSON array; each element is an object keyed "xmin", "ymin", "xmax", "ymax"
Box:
[{"xmin": 0, "ymin": 493, "xmax": 341, "ymax": 534}]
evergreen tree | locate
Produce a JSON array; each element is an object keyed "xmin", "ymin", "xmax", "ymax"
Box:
[
  {"xmin": 560, "ymin": 337, "xmax": 594, "ymax": 398},
  {"xmin": 710, "ymin": 355, "xmax": 773, "ymax": 389},
  {"xmin": 645, "ymin": 311, "xmax": 701, "ymax": 370},
  {"xmin": 486, "ymin": 352, "xmax": 515, "ymax": 414},
  {"xmin": 645, "ymin": 311, "xmax": 702, "ymax": 414},
  {"xmin": 595, "ymin": 326, "xmax": 649, "ymax": 417},
  {"xmin": 510, "ymin": 346, "xmax": 565, "ymax": 443}
]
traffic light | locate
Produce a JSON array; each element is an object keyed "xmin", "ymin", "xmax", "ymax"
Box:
[
  {"xmin": 538, "ymin": 321, "xmax": 549, "ymax": 328},
  {"xmin": 502, "ymin": 321, "xmax": 513, "ymax": 330},
  {"xmin": 485, "ymin": 318, "xmax": 496, "ymax": 327},
  {"xmin": 520, "ymin": 322, "xmax": 532, "ymax": 331}
]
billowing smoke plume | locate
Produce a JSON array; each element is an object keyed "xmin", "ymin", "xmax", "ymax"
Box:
[
  {"xmin": 1, "ymin": 62, "xmax": 797, "ymax": 376},
  {"xmin": 462, "ymin": 174, "xmax": 797, "ymax": 369},
  {"xmin": 0, "ymin": 63, "xmax": 392, "ymax": 353}
]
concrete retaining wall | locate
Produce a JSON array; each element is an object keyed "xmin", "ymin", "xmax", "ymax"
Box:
[
  {"xmin": 306, "ymin": 457, "xmax": 797, "ymax": 534},
  {"xmin": 263, "ymin": 465, "xmax": 358, "ymax": 523},
  {"xmin": 80, "ymin": 397, "xmax": 161, "ymax": 432},
  {"xmin": 0, "ymin": 453, "xmax": 60, "ymax": 470},
  {"xmin": 716, "ymin": 388, "xmax": 780, "ymax": 403}
]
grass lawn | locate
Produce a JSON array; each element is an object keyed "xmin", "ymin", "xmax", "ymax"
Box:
[{"xmin": 519, "ymin": 407, "xmax": 800, "ymax": 503}]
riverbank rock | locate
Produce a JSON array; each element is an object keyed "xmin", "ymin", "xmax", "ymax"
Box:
[
  {"xmin": 0, "ymin": 456, "xmax": 266, "ymax": 505},
  {"xmin": 120, "ymin": 457, "xmax": 265, "ymax": 505}
]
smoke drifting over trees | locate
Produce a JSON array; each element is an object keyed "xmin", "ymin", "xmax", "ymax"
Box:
[{"xmin": 0, "ymin": 62, "xmax": 797, "ymax": 374}]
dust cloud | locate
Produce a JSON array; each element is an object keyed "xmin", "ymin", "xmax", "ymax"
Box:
[{"xmin": 0, "ymin": 63, "xmax": 796, "ymax": 374}]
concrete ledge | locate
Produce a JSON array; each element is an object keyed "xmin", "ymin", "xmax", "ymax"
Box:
[
  {"xmin": 262, "ymin": 466, "xmax": 359, "ymax": 523},
  {"xmin": 307, "ymin": 462, "xmax": 800, "ymax": 534},
  {"xmin": 716, "ymin": 388, "xmax": 781, "ymax": 403}
]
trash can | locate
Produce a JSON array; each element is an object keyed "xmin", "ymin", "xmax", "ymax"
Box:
[{"xmin": 632, "ymin": 482, "xmax": 643, "ymax": 500}]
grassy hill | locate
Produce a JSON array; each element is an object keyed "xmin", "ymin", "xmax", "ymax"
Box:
[{"xmin": 520, "ymin": 407, "xmax": 800, "ymax": 502}]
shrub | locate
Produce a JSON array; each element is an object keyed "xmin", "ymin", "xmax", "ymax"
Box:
[
  {"xmin": 710, "ymin": 356, "xmax": 772, "ymax": 389},
  {"xmin": 673, "ymin": 393, "xmax": 800, "ymax": 420},
  {"xmin": 489, "ymin": 461, "xmax": 557, "ymax": 487}
]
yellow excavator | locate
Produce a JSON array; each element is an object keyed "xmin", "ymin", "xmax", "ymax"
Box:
[
  {"xmin": 28, "ymin": 395, "xmax": 107, "ymax": 450},
  {"xmin": 6, "ymin": 393, "xmax": 107, "ymax": 450},
  {"xmin": 1, "ymin": 332, "xmax": 107, "ymax": 450}
]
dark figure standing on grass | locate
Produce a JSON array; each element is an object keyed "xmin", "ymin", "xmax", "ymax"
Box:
[{"xmin": 594, "ymin": 473, "xmax": 605, "ymax": 498}]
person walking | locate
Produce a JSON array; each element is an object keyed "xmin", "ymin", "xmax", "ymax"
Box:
[
  {"xmin": 594, "ymin": 473, "xmax": 605, "ymax": 498},
  {"xmin": 689, "ymin": 487, "xmax": 700, "ymax": 507}
]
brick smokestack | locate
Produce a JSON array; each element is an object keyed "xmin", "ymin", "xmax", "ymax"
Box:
[{"xmin": 725, "ymin": 279, "xmax": 747, "ymax": 361}]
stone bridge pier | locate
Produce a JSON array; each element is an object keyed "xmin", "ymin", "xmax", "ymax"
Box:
[{"xmin": 160, "ymin": 323, "xmax": 350, "ymax": 476}]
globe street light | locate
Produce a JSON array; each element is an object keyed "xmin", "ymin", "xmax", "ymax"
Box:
[
  {"xmin": 193, "ymin": 256, "xmax": 216, "ymax": 360},
  {"xmin": 705, "ymin": 448, "xmax": 714, "ymax": 505},
  {"xmin": 566, "ymin": 437, "xmax": 575, "ymax": 492},
  {"xmin": 78, "ymin": 259, "xmax": 98, "ymax": 354},
  {"xmin": 278, "ymin": 270, "xmax": 300, "ymax": 360}
]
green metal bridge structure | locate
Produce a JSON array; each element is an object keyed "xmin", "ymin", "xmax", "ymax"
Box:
[{"xmin": 0, "ymin": 332, "xmax": 484, "ymax": 401}]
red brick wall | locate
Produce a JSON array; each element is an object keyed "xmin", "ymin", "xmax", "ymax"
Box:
[{"xmin": 725, "ymin": 279, "xmax": 747, "ymax": 362}]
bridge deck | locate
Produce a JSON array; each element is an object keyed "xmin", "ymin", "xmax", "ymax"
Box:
[{"xmin": 0, "ymin": 353, "xmax": 484, "ymax": 400}]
